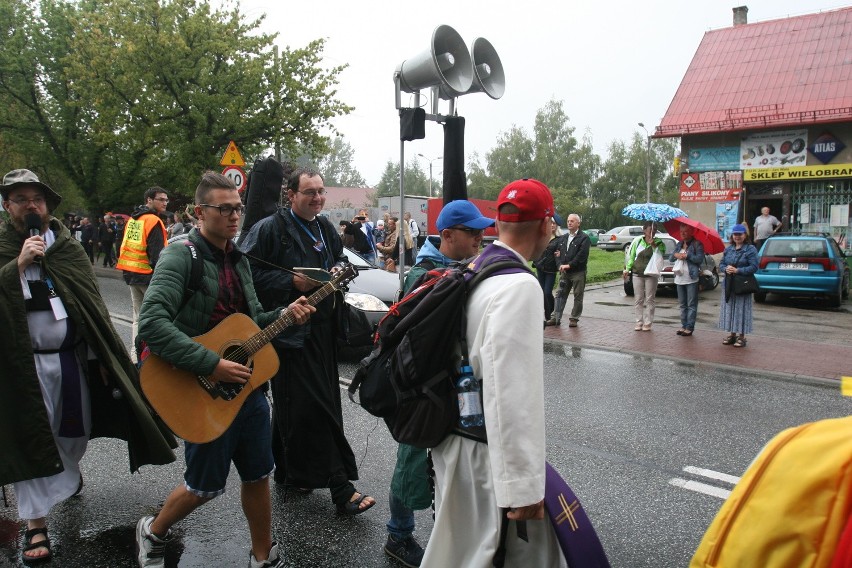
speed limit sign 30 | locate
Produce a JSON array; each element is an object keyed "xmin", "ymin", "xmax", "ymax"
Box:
[{"xmin": 222, "ymin": 166, "xmax": 247, "ymax": 193}]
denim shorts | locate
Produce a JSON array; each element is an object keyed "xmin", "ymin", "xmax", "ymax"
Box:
[{"xmin": 183, "ymin": 389, "xmax": 273, "ymax": 497}]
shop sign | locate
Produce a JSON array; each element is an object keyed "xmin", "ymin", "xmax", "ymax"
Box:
[
  {"xmin": 686, "ymin": 147, "xmax": 740, "ymax": 171},
  {"xmin": 743, "ymin": 164, "xmax": 852, "ymax": 181},
  {"xmin": 808, "ymin": 131, "xmax": 846, "ymax": 164},
  {"xmin": 679, "ymin": 171, "xmax": 742, "ymax": 202},
  {"xmin": 740, "ymin": 129, "xmax": 808, "ymax": 169}
]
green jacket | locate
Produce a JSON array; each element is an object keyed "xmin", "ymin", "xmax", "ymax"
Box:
[
  {"xmin": 138, "ymin": 229, "xmax": 280, "ymax": 376},
  {"xmin": 0, "ymin": 219, "xmax": 176, "ymax": 486},
  {"xmin": 625, "ymin": 235, "xmax": 667, "ymax": 273}
]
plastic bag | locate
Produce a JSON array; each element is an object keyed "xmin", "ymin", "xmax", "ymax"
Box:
[
  {"xmin": 672, "ymin": 258, "xmax": 687, "ymax": 276},
  {"xmin": 644, "ymin": 249, "xmax": 663, "ymax": 276}
]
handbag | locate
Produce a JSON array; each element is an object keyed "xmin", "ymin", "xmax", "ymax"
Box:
[
  {"xmin": 731, "ymin": 273, "xmax": 758, "ymax": 294},
  {"xmin": 672, "ymin": 258, "xmax": 687, "ymax": 276}
]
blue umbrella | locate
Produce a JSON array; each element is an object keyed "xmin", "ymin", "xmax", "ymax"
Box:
[{"xmin": 622, "ymin": 203, "xmax": 687, "ymax": 223}]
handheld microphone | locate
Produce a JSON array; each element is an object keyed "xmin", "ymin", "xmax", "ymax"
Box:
[{"xmin": 24, "ymin": 213, "xmax": 43, "ymax": 263}]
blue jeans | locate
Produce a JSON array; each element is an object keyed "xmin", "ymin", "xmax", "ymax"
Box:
[
  {"xmin": 676, "ymin": 281, "xmax": 699, "ymax": 331},
  {"xmin": 386, "ymin": 489, "xmax": 415, "ymax": 539},
  {"xmin": 537, "ymin": 270, "xmax": 556, "ymax": 318}
]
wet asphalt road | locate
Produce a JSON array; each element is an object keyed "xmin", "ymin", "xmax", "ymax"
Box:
[{"xmin": 1, "ymin": 275, "xmax": 849, "ymax": 567}]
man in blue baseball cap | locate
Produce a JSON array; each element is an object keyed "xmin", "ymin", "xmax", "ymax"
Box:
[
  {"xmin": 401, "ymin": 200, "xmax": 494, "ymax": 291},
  {"xmin": 387, "ymin": 200, "xmax": 494, "ymax": 566}
]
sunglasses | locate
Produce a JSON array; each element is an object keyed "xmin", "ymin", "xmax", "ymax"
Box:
[{"xmin": 451, "ymin": 226, "xmax": 484, "ymax": 236}]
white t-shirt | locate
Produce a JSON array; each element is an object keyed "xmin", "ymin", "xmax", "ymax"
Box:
[{"xmin": 754, "ymin": 214, "xmax": 780, "ymax": 240}]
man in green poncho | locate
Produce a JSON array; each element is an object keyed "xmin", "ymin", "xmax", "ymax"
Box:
[{"xmin": 0, "ymin": 169, "xmax": 176, "ymax": 565}]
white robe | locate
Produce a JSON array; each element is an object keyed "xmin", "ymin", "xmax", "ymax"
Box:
[
  {"xmin": 422, "ymin": 242, "xmax": 566, "ymax": 568},
  {"xmin": 13, "ymin": 230, "xmax": 91, "ymax": 520}
]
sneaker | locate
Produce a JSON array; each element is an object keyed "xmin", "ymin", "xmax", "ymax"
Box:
[
  {"xmin": 634, "ymin": 323, "xmax": 643, "ymax": 331},
  {"xmin": 568, "ymin": 319, "xmax": 578, "ymax": 328},
  {"xmin": 642, "ymin": 324, "xmax": 652, "ymax": 331},
  {"xmin": 249, "ymin": 542, "xmax": 284, "ymax": 568},
  {"xmin": 136, "ymin": 516, "xmax": 170, "ymax": 568},
  {"xmin": 384, "ymin": 534, "xmax": 424, "ymax": 568}
]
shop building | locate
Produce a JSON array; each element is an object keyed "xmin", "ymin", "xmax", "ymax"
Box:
[{"xmin": 656, "ymin": 5, "xmax": 852, "ymax": 250}]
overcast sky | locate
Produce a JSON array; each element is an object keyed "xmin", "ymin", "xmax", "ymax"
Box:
[{"xmin": 238, "ymin": 0, "xmax": 846, "ymax": 186}]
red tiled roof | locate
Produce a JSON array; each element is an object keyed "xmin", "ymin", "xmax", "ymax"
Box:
[{"xmin": 658, "ymin": 7, "xmax": 852, "ymax": 136}]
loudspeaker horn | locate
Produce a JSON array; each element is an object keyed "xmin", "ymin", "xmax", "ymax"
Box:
[
  {"xmin": 396, "ymin": 25, "xmax": 473, "ymax": 97},
  {"xmin": 438, "ymin": 37, "xmax": 505, "ymax": 100},
  {"xmin": 468, "ymin": 37, "xmax": 505, "ymax": 99}
]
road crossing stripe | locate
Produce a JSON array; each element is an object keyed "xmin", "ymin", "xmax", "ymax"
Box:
[
  {"xmin": 683, "ymin": 466, "xmax": 740, "ymax": 485},
  {"xmin": 669, "ymin": 478, "xmax": 731, "ymax": 500}
]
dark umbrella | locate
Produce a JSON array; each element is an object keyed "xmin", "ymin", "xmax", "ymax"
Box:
[{"xmin": 663, "ymin": 216, "xmax": 725, "ymax": 254}]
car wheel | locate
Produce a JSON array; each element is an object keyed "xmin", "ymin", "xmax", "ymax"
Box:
[
  {"xmin": 622, "ymin": 243, "xmax": 630, "ymax": 252},
  {"xmin": 754, "ymin": 291, "xmax": 767, "ymax": 303},
  {"xmin": 829, "ymin": 281, "xmax": 843, "ymax": 308},
  {"xmin": 624, "ymin": 278, "xmax": 634, "ymax": 297},
  {"xmin": 710, "ymin": 269, "xmax": 720, "ymax": 290}
]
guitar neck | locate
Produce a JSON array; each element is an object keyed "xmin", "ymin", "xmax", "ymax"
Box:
[{"xmin": 241, "ymin": 280, "xmax": 339, "ymax": 355}]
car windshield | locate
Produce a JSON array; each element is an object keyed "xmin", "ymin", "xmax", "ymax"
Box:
[
  {"xmin": 764, "ymin": 239, "xmax": 828, "ymax": 258},
  {"xmin": 342, "ymin": 247, "xmax": 376, "ymax": 268}
]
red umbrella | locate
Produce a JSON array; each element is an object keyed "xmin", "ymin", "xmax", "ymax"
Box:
[{"xmin": 663, "ymin": 217, "xmax": 725, "ymax": 254}]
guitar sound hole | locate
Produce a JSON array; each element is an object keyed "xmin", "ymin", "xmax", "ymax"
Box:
[{"xmin": 216, "ymin": 345, "xmax": 253, "ymax": 400}]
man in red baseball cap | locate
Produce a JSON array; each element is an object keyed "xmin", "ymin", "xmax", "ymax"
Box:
[{"xmin": 423, "ymin": 179, "xmax": 564, "ymax": 566}]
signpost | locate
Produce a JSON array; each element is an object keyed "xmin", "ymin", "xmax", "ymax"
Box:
[
  {"xmin": 220, "ymin": 140, "xmax": 247, "ymax": 192},
  {"xmin": 219, "ymin": 140, "xmax": 246, "ymax": 167},
  {"xmin": 222, "ymin": 165, "xmax": 247, "ymax": 193}
]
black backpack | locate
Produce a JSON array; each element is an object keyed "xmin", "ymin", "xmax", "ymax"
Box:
[
  {"xmin": 136, "ymin": 240, "xmax": 205, "ymax": 366},
  {"xmin": 347, "ymin": 258, "xmax": 528, "ymax": 448}
]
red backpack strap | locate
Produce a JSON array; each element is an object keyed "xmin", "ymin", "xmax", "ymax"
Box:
[{"xmin": 832, "ymin": 513, "xmax": 852, "ymax": 568}]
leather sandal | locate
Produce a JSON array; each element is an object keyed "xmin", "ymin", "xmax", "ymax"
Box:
[
  {"xmin": 722, "ymin": 334, "xmax": 736, "ymax": 345},
  {"xmin": 22, "ymin": 527, "xmax": 51, "ymax": 565},
  {"xmin": 336, "ymin": 492, "xmax": 375, "ymax": 516}
]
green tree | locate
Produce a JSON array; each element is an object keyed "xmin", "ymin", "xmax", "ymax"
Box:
[
  {"xmin": 484, "ymin": 126, "xmax": 534, "ymax": 185},
  {"xmin": 468, "ymin": 99, "xmax": 599, "ymax": 216},
  {"xmin": 584, "ymin": 133, "xmax": 680, "ymax": 229},
  {"xmin": 466, "ymin": 152, "xmax": 503, "ymax": 200},
  {"xmin": 308, "ymin": 137, "xmax": 367, "ymax": 187},
  {"xmin": 0, "ymin": 0, "xmax": 350, "ymax": 212},
  {"xmin": 374, "ymin": 159, "xmax": 429, "ymax": 198}
]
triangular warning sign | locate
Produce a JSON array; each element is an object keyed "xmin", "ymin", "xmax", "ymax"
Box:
[{"xmin": 219, "ymin": 141, "xmax": 246, "ymax": 167}]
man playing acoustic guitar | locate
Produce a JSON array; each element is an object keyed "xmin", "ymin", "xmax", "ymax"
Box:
[{"xmin": 135, "ymin": 171, "xmax": 315, "ymax": 568}]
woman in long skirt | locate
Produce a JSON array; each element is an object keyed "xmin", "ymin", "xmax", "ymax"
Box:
[{"xmin": 718, "ymin": 224, "xmax": 759, "ymax": 347}]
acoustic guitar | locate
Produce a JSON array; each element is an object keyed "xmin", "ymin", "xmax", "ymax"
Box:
[{"xmin": 140, "ymin": 265, "xmax": 357, "ymax": 443}]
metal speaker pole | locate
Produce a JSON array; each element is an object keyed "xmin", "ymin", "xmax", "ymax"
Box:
[{"xmin": 396, "ymin": 25, "xmax": 474, "ymax": 97}]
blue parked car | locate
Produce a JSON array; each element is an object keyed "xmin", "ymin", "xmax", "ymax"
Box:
[{"xmin": 754, "ymin": 234, "xmax": 850, "ymax": 307}]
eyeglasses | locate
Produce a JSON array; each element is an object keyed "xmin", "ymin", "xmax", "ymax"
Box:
[
  {"xmin": 153, "ymin": 197, "xmax": 169, "ymax": 203},
  {"xmin": 451, "ymin": 226, "xmax": 484, "ymax": 237},
  {"xmin": 200, "ymin": 203, "xmax": 244, "ymax": 217},
  {"xmin": 297, "ymin": 189, "xmax": 326, "ymax": 198},
  {"xmin": 9, "ymin": 196, "xmax": 46, "ymax": 206}
]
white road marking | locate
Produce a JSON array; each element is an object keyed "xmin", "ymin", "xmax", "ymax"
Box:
[
  {"xmin": 669, "ymin": 478, "xmax": 731, "ymax": 500},
  {"xmin": 683, "ymin": 466, "xmax": 740, "ymax": 485},
  {"xmin": 110, "ymin": 313, "xmax": 132, "ymax": 327}
]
